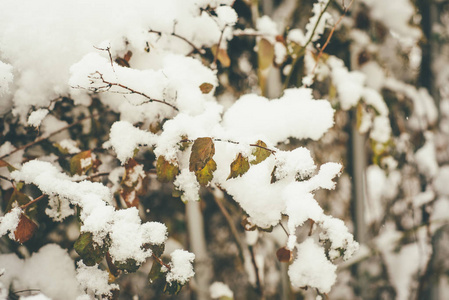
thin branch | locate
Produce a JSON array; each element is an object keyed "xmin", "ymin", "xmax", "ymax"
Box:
[
  {"xmin": 213, "ymin": 196, "xmax": 245, "ymax": 264},
  {"xmin": 90, "ymin": 71, "xmax": 179, "ymax": 111},
  {"xmin": 308, "ymin": 219, "xmax": 315, "ymax": 236},
  {"xmin": 213, "ymin": 138, "xmax": 277, "ymax": 154},
  {"xmin": 0, "ymin": 113, "xmax": 99, "ymax": 160},
  {"xmin": 81, "ymin": 172, "xmax": 110, "ymax": 182},
  {"xmin": 149, "ymin": 30, "xmax": 205, "ymax": 55},
  {"xmin": 212, "ymin": 26, "xmax": 228, "ymax": 68},
  {"xmin": 279, "ymin": 222, "xmax": 289, "ymax": 236},
  {"xmin": 12, "ymin": 289, "xmax": 41, "ymax": 295},
  {"xmin": 249, "ymin": 245, "xmax": 264, "ymax": 298},
  {"xmin": 0, "ymin": 175, "xmax": 13, "ymax": 184},
  {"xmin": 311, "ymin": 0, "xmax": 354, "ymax": 75},
  {"xmin": 284, "ymin": 0, "xmax": 332, "ymax": 89},
  {"xmin": 21, "ymin": 194, "xmax": 46, "ymax": 210},
  {"xmin": 152, "ymin": 252, "xmax": 171, "ymax": 271}
]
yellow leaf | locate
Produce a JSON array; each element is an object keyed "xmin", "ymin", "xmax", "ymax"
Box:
[
  {"xmin": 227, "ymin": 153, "xmax": 250, "ymax": 180},
  {"xmin": 250, "ymin": 140, "xmax": 271, "ymax": 165},
  {"xmin": 195, "ymin": 158, "xmax": 217, "ymax": 186},
  {"xmin": 156, "ymin": 156, "xmax": 179, "ymax": 183}
]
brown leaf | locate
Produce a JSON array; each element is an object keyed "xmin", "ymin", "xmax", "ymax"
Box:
[
  {"xmin": 195, "ymin": 158, "xmax": 217, "ymax": 186},
  {"xmin": 156, "ymin": 156, "xmax": 179, "ymax": 183},
  {"xmin": 211, "ymin": 45, "xmax": 231, "ymax": 67},
  {"xmin": 276, "ymin": 246, "xmax": 292, "ymax": 263},
  {"xmin": 0, "ymin": 160, "xmax": 16, "ymax": 172},
  {"xmin": 14, "ymin": 214, "xmax": 38, "ymax": 243},
  {"xmin": 241, "ymin": 216, "xmax": 257, "ymax": 231},
  {"xmin": 258, "ymin": 38, "xmax": 274, "ymax": 70},
  {"xmin": 227, "ymin": 153, "xmax": 250, "ymax": 180},
  {"xmin": 199, "ymin": 82, "xmax": 214, "ymax": 94},
  {"xmin": 70, "ymin": 150, "xmax": 93, "ymax": 175},
  {"xmin": 250, "ymin": 140, "xmax": 271, "ymax": 165},
  {"xmin": 189, "ymin": 137, "xmax": 215, "ymax": 172},
  {"xmin": 120, "ymin": 158, "xmax": 145, "ymax": 207}
]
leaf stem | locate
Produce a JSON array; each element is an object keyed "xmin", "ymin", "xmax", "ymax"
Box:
[{"xmin": 21, "ymin": 194, "xmax": 46, "ymax": 210}]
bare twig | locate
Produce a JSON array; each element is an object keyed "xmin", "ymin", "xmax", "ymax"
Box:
[
  {"xmin": 78, "ymin": 172, "xmax": 110, "ymax": 182},
  {"xmin": 90, "ymin": 71, "xmax": 179, "ymax": 111},
  {"xmin": 279, "ymin": 222, "xmax": 289, "ymax": 236},
  {"xmin": 311, "ymin": 0, "xmax": 354, "ymax": 75},
  {"xmin": 0, "ymin": 175, "xmax": 13, "ymax": 184},
  {"xmin": 21, "ymin": 194, "xmax": 46, "ymax": 210},
  {"xmin": 249, "ymin": 245, "xmax": 264, "ymax": 298},
  {"xmin": 0, "ymin": 113, "xmax": 99, "ymax": 160},
  {"xmin": 149, "ymin": 30, "xmax": 205, "ymax": 55},
  {"xmin": 212, "ymin": 26, "xmax": 228, "ymax": 68},
  {"xmin": 213, "ymin": 196, "xmax": 245, "ymax": 264},
  {"xmin": 152, "ymin": 252, "xmax": 171, "ymax": 271}
]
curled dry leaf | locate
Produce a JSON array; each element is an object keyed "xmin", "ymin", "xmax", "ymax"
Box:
[
  {"xmin": 195, "ymin": 158, "xmax": 217, "ymax": 186},
  {"xmin": 14, "ymin": 213, "xmax": 38, "ymax": 244},
  {"xmin": 199, "ymin": 82, "xmax": 214, "ymax": 94},
  {"xmin": 189, "ymin": 137, "xmax": 215, "ymax": 172},
  {"xmin": 250, "ymin": 140, "xmax": 271, "ymax": 165},
  {"xmin": 276, "ymin": 246, "xmax": 292, "ymax": 263},
  {"xmin": 227, "ymin": 153, "xmax": 250, "ymax": 180}
]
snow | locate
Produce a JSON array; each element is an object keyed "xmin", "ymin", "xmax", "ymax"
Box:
[
  {"xmin": 108, "ymin": 121, "xmax": 157, "ymax": 164},
  {"xmin": 166, "ymin": 249, "xmax": 195, "ymax": 285},
  {"xmin": 435, "ymin": 166, "xmax": 449, "ymax": 196},
  {"xmin": 58, "ymin": 139, "xmax": 81, "ymax": 154},
  {"xmin": 27, "ymin": 109, "xmax": 49, "ymax": 128},
  {"xmin": 222, "ymin": 88, "xmax": 335, "ymax": 143},
  {"xmin": 0, "ymin": 244, "xmax": 82, "ymax": 299},
  {"xmin": 370, "ymin": 116, "xmax": 391, "ymax": 144},
  {"xmin": 210, "ymin": 281, "xmax": 234, "ymax": 299},
  {"xmin": 0, "ymin": 207, "xmax": 21, "ymax": 240},
  {"xmin": 304, "ymin": 0, "xmax": 332, "ymax": 44},
  {"xmin": 0, "ymin": 60, "xmax": 13, "ymax": 96},
  {"xmin": 361, "ymin": 0, "xmax": 421, "ymax": 40},
  {"xmin": 173, "ymin": 169, "xmax": 201, "ymax": 202},
  {"xmin": 216, "ymin": 6, "xmax": 238, "ymax": 27},
  {"xmin": 76, "ymin": 261, "xmax": 119, "ymax": 297},
  {"xmin": 45, "ymin": 195, "xmax": 75, "ymax": 222},
  {"xmin": 288, "ymin": 238, "xmax": 337, "ymax": 293},
  {"xmin": 415, "ymin": 132, "xmax": 438, "ymax": 178}
]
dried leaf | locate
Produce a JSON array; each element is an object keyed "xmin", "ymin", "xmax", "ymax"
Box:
[
  {"xmin": 276, "ymin": 246, "xmax": 292, "ymax": 263},
  {"xmin": 189, "ymin": 137, "xmax": 215, "ymax": 172},
  {"xmin": 74, "ymin": 232, "xmax": 108, "ymax": 266},
  {"xmin": 70, "ymin": 150, "xmax": 93, "ymax": 175},
  {"xmin": 195, "ymin": 158, "xmax": 217, "ymax": 186},
  {"xmin": 14, "ymin": 214, "xmax": 37, "ymax": 243},
  {"xmin": 227, "ymin": 153, "xmax": 250, "ymax": 180},
  {"xmin": 270, "ymin": 166, "xmax": 278, "ymax": 184},
  {"xmin": 156, "ymin": 156, "xmax": 179, "ymax": 183},
  {"xmin": 199, "ymin": 82, "xmax": 214, "ymax": 94},
  {"xmin": 120, "ymin": 158, "xmax": 146, "ymax": 207},
  {"xmin": 250, "ymin": 140, "xmax": 271, "ymax": 165},
  {"xmin": 211, "ymin": 45, "xmax": 231, "ymax": 67},
  {"xmin": 258, "ymin": 38, "xmax": 274, "ymax": 70},
  {"xmin": 241, "ymin": 216, "xmax": 257, "ymax": 231},
  {"xmin": 0, "ymin": 160, "xmax": 16, "ymax": 172}
]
